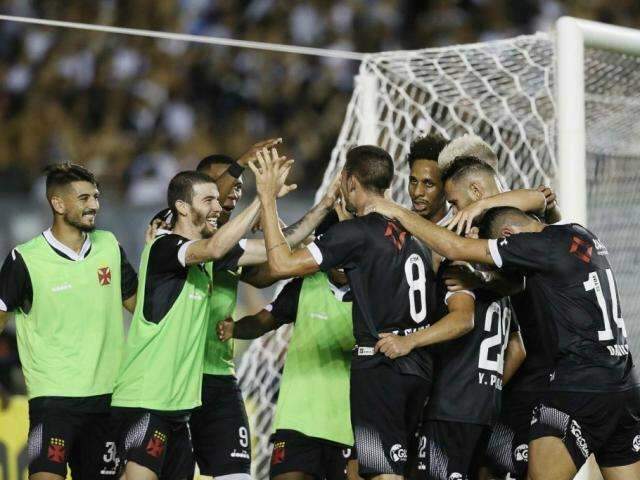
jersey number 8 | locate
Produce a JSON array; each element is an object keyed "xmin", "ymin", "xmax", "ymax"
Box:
[{"xmin": 405, "ymin": 254, "xmax": 427, "ymax": 323}]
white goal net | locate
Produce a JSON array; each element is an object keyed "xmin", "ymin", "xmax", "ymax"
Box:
[{"xmin": 237, "ymin": 30, "xmax": 640, "ymax": 479}]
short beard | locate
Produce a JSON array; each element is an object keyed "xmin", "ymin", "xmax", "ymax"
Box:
[{"xmin": 65, "ymin": 215, "xmax": 96, "ymax": 232}]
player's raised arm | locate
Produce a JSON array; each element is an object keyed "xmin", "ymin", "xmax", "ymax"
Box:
[
  {"xmin": 250, "ymin": 148, "xmax": 320, "ymax": 278},
  {"xmin": 445, "ymin": 188, "xmax": 546, "ymax": 235},
  {"xmin": 368, "ymin": 198, "xmax": 496, "ymax": 266},
  {"xmin": 213, "ymin": 138, "xmax": 282, "ymax": 207}
]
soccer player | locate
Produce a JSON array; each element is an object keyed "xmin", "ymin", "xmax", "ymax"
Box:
[
  {"xmin": 187, "ymin": 152, "xmax": 341, "ymax": 480},
  {"xmin": 406, "ymin": 134, "xmax": 452, "ymax": 226},
  {"xmin": 217, "ymin": 211, "xmax": 356, "ymax": 480},
  {"xmin": 437, "ymin": 154, "xmax": 559, "ymax": 479},
  {"xmin": 111, "ymin": 164, "xmax": 289, "ymax": 480},
  {"xmin": 251, "ymin": 145, "xmax": 477, "ymax": 480},
  {"xmin": 0, "ymin": 163, "xmax": 138, "ymax": 480},
  {"xmin": 365, "ymin": 199, "xmax": 640, "ymax": 480}
]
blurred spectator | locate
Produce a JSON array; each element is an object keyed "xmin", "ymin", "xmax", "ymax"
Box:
[{"xmin": 0, "ymin": 0, "xmax": 639, "ymax": 197}]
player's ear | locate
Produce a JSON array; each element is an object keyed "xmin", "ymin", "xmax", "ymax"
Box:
[
  {"xmin": 469, "ymin": 182, "xmax": 483, "ymax": 202},
  {"xmin": 174, "ymin": 199, "xmax": 190, "ymax": 217},
  {"xmin": 49, "ymin": 194, "xmax": 66, "ymax": 215},
  {"xmin": 501, "ymin": 226, "xmax": 515, "ymax": 237}
]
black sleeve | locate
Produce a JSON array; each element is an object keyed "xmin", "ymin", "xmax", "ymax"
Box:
[
  {"xmin": 267, "ymin": 278, "xmax": 304, "ymax": 326},
  {"xmin": 119, "ymin": 245, "xmax": 138, "ymax": 301},
  {"xmin": 0, "ymin": 249, "xmax": 32, "ymax": 312},
  {"xmin": 213, "ymin": 242, "xmax": 245, "ymax": 273},
  {"xmin": 308, "ymin": 219, "xmax": 365, "ymax": 271},
  {"xmin": 508, "ymin": 298, "xmax": 520, "ymax": 334},
  {"xmin": 489, "ymin": 231, "xmax": 552, "ymax": 273},
  {"xmin": 147, "ymin": 234, "xmax": 190, "ymax": 276}
]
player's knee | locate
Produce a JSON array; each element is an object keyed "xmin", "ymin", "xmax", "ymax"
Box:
[{"xmin": 528, "ymin": 437, "xmax": 576, "ymax": 480}]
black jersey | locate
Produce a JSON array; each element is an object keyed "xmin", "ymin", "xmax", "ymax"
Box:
[
  {"xmin": 308, "ymin": 213, "xmax": 440, "ymax": 379},
  {"xmin": 489, "ymin": 222, "xmax": 637, "ymax": 393},
  {"xmin": 426, "ymin": 287, "xmax": 517, "ymax": 425}
]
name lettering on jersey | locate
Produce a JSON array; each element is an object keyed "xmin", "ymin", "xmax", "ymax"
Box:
[
  {"xmin": 607, "ymin": 344, "xmax": 630, "ymax": 356},
  {"xmin": 51, "ymin": 283, "xmax": 72, "ymax": 293},
  {"xmin": 478, "ymin": 372, "xmax": 503, "ymax": 390},
  {"xmin": 391, "ymin": 325, "xmax": 429, "ymax": 336},
  {"xmin": 569, "ymin": 236, "xmax": 593, "ymax": 263},
  {"xmin": 592, "ymin": 238, "xmax": 609, "ymax": 255},
  {"xmin": 384, "ymin": 221, "xmax": 407, "ymax": 251},
  {"xmin": 189, "ymin": 293, "xmax": 204, "ymax": 301}
]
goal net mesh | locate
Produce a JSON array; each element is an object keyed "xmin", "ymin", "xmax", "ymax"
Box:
[{"xmin": 237, "ymin": 32, "xmax": 640, "ymax": 479}]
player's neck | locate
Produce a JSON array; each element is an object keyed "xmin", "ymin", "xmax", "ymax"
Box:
[
  {"xmin": 427, "ymin": 204, "xmax": 448, "ymax": 224},
  {"xmin": 357, "ymin": 191, "xmax": 385, "ymax": 217},
  {"xmin": 50, "ymin": 220, "xmax": 87, "ymax": 254},
  {"xmin": 173, "ymin": 219, "xmax": 203, "ymax": 241}
]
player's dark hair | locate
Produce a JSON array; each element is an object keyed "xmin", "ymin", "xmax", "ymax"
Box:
[
  {"xmin": 478, "ymin": 206, "xmax": 535, "ymax": 239},
  {"xmin": 167, "ymin": 171, "xmax": 216, "ymax": 220},
  {"xmin": 441, "ymin": 155, "xmax": 498, "ymax": 185},
  {"xmin": 345, "ymin": 145, "xmax": 394, "ymax": 194},
  {"xmin": 44, "ymin": 163, "xmax": 98, "ymax": 196},
  {"xmin": 196, "ymin": 154, "xmax": 235, "ymax": 172},
  {"xmin": 407, "ymin": 133, "xmax": 450, "ymax": 168}
]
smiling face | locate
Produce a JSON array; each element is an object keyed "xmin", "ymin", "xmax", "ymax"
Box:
[
  {"xmin": 187, "ymin": 182, "xmax": 223, "ymax": 238},
  {"xmin": 408, "ymin": 159, "xmax": 446, "ymax": 220},
  {"xmin": 52, "ymin": 180, "xmax": 100, "ymax": 232},
  {"xmin": 201, "ymin": 164, "xmax": 244, "ymax": 214}
]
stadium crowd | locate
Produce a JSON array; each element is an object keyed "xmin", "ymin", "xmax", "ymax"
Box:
[{"xmin": 1, "ymin": 0, "xmax": 640, "ymax": 199}]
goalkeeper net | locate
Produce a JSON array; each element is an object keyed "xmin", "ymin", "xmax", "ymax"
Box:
[{"xmin": 238, "ymin": 31, "xmax": 640, "ymax": 479}]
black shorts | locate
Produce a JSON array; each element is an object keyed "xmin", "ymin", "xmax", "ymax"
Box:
[
  {"xmin": 269, "ymin": 429, "xmax": 352, "ymax": 480},
  {"xmin": 416, "ymin": 420, "xmax": 487, "ymax": 480},
  {"xmin": 530, "ymin": 387, "xmax": 640, "ymax": 469},
  {"xmin": 351, "ymin": 364, "xmax": 431, "ymax": 477},
  {"xmin": 27, "ymin": 403, "xmax": 118, "ymax": 478},
  {"xmin": 190, "ymin": 374, "xmax": 251, "ymax": 477},
  {"xmin": 114, "ymin": 408, "xmax": 194, "ymax": 480},
  {"xmin": 482, "ymin": 389, "xmax": 541, "ymax": 479}
]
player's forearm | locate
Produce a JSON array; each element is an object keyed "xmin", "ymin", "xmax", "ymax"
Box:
[
  {"xmin": 406, "ymin": 309, "xmax": 474, "ymax": 349},
  {"xmin": 261, "ymin": 197, "xmax": 300, "ymax": 277},
  {"xmin": 282, "ymin": 199, "xmax": 332, "ymax": 247},
  {"xmin": 481, "ymin": 189, "xmax": 546, "ymax": 216},
  {"xmin": 187, "ymin": 198, "xmax": 260, "ymax": 265},
  {"xmin": 503, "ymin": 332, "xmax": 526, "ymax": 385},
  {"xmin": 241, "ymin": 263, "xmax": 282, "ymax": 288},
  {"xmin": 233, "ymin": 312, "xmax": 279, "ymax": 339}
]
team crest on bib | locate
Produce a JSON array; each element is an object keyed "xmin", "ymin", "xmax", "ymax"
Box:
[
  {"xmin": 633, "ymin": 435, "xmax": 640, "ymax": 452},
  {"xmin": 98, "ymin": 266, "xmax": 112, "ymax": 286}
]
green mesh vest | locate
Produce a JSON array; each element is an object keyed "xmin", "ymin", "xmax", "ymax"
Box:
[
  {"xmin": 112, "ymin": 237, "xmax": 211, "ymax": 411},
  {"xmin": 15, "ymin": 230, "xmax": 123, "ymax": 399},
  {"xmin": 273, "ymin": 272, "xmax": 355, "ymax": 445},
  {"xmin": 203, "ymin": 266, "xmax": 240, "ymax": 376}
]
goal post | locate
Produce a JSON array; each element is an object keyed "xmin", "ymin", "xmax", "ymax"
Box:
[{"xmin": 556, "ymin": 16, "xmax": 640, "ymax": 227}]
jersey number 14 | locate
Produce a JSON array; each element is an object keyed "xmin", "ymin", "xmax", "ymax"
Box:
[{"xmin": 583, "ymin": 268, "xmax": 627, "ymax": 341}]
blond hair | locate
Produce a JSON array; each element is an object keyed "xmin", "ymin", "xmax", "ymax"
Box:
[{"xmin": 438, "ymin": 134, "xmax": 498, "ymax": 170}]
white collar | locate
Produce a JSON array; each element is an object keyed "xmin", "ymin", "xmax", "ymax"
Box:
[
  {"xmin": 43, "ymin": 228, "xmax": 92, "ymax": 261},
  {"xmin": 436, "ymin": 208, "xmax": 455, "ymax": 227}
]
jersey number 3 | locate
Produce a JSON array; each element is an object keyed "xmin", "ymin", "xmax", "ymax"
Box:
[{"xmin": 405, "ymin": 254, "xmax": 427, "ymax": 323}]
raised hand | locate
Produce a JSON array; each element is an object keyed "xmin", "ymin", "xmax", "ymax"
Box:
[
  {"xmin": 217, "ymin": 318, "xmax": 234, "ymax": 342},
  {"xmin": 363, "ymin": 197, "xmax": 401, "ymax": 219},
  {"xmin": 248, "ymin": 147, "xmax": 293, "ymax": 200},
  {"xmin": 375, "ymin": 332, "xmax": 415, "ymax": 359},
  {"xmin": 444, "ymin": 200, "xmax": 486, "ymax": 235},
  {"xmin": 538, "ymin": 185, "xmax": 557, "ymax": 211},
  {"xmin": 443, "ymin": 262, "xmax": 482, "ymax": 291},
  {"xmin": 237, "ymin": 138, "xmax": 283, "ymax": 167}
]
